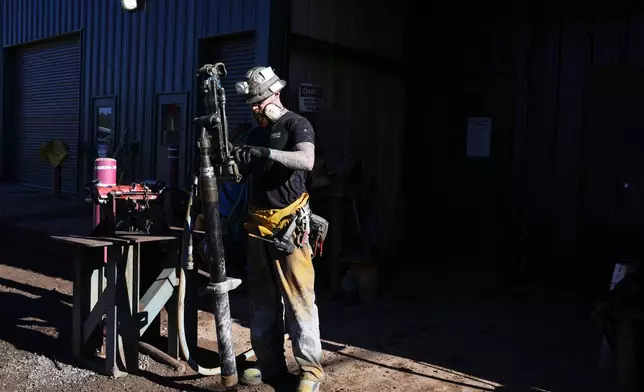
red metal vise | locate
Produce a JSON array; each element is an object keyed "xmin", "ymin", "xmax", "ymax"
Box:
[{"xmin": 84, "ymin": 180, "xmax": 166, "ymax": 205}]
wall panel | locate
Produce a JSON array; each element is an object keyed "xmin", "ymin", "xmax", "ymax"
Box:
[
  {"xmin": 552, "ymin": 21, "xmax": 588, "ymax": 262},
  {"xmin": 2, "ymin": 0, "xmax": 269, "ymax": 189},
  {"xmin": 290, "ymin": 0, "xmax": 405, "ymax": 59},
  {"xmin": 288, "ymin": 48, "xmax": 405, "ymax": 252},
  {"xmin": 592, "ymin": 18, "xmax": 626, "ymax": 67},
  {"xmin": 1, "ymin": 0, "xmax": 83, "ymax": 46}
]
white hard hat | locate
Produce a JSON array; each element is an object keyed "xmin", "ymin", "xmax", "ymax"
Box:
[{"xmin": 235, "ymin": 66, "xmax": 287, "ymax": 104}]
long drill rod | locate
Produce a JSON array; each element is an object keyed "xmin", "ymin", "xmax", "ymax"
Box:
[{"xmin": 195, "ymin": 63, "xmax": 240, "ymax": 387}]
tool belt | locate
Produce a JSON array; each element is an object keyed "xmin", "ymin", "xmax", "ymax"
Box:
[
  {"xmin": 309, "ymin": 213, "xmax": 329, "ymax": 257},
  {"xmin": 275, "ymin": 204, "xmax": 329, "ymax": 258},
  {"xmin": 246, "ymin": 193, "xmax": 329, "ymax": 258}
]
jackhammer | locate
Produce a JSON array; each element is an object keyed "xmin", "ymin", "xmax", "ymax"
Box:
[{"xmin": 177, "ymin": 62, "xmax": 244, "ymax": 387}]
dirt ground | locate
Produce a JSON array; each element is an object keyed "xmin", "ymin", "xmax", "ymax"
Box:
[{"xmin": 0, "ymin": 234, "xmax": 617, "ymax": 392}]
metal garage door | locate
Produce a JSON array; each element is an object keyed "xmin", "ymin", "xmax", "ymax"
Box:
[
  {"xmin": 15, "ymin": 36, "xmax": 81, "ymax": 193},
  {"xmin": 217, "ymin": 36, "xmax": 256, "ymax": 136}
]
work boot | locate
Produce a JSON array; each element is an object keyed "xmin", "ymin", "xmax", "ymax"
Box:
[
  {"xmin": 296, "ymin": 379, "xmax": 321, "ymax": 392},
  {"xmin": 239, "ymin": 363, "xmax": 288, "ymax": 386}
]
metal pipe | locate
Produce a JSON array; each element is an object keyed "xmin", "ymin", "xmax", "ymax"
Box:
[
  {"xmin": 173, "ymin": 178, "xmax": 289, "ymax": 377},
  {"xmin": 177, "ymin": 176, "xmax": 223, "ymax": 376},
  {"xmin": 178, "ymin": 265, "xmax": 258, "ymax": 376},
  {"xmin": 138, "ymin": 341, "xmax": 185, "ymax": 373},
  {"xmin": 196, "ymin": 125, "xmax": 238, "ymax": 387},
  {"xmin": 177, "ymin": 64, "xmax": 242, "ymax": 387},
  {"xmin": 175, "ymin": 176, "xmax": 255, "ymax": 377}
]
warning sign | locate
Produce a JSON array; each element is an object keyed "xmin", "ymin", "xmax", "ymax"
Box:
[{"xmin": 299, "ymin": 83, "xmax": 323, "ymax": 113}]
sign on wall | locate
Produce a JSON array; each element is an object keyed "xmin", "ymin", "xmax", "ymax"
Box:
[
  {"xmin": 466, "ymin": 117, "xmax": 492, "ymax": 158},
  {"xmin": 299, "ymin": 83, "xmax": 323, "ymax": 113},
  {"xmin": 97, "ymin": 143, "xmax": 108, "ymax": 158}
]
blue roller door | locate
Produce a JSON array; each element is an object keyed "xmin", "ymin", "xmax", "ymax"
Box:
[
  {"xmin": 15, "ymin": 36, "xmax": 81, "ymax": 193},
  {"xmin": 218, "ymin": 36, "xmax": 256, "ymax": 134}
]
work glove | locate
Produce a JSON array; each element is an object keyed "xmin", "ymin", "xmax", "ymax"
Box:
[{"xmin": 233, "ymin": 145, "xmax": 269, "ymax": 164}]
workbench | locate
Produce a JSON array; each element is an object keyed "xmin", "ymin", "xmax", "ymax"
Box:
[{"xmin": 51, "ymin": 230, "xmax": 189, "ymax": 377}]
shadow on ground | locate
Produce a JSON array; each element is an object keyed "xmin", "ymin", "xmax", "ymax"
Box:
[
  {"xmin": 0, "ymin": 277, "xmax": 73, "ymax": 365},
  {"xmin": 317, "ymin": 259, "xmax": 618, "ymax": 392},
  {"xmin": 0, "ymin": 223, "xmax": 78, "ymax": 282},
  {"xmin": 0, "ymin": 232, "xmax": 619, "ymax": 392},
  {"xmin": 202, "ymin": 263, "xmax": 617, "ymax": 391}
]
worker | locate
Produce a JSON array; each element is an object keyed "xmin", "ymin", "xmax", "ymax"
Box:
[{"xmin": 232, "ymin": 66, "xmax": 323, "ymax": 392}]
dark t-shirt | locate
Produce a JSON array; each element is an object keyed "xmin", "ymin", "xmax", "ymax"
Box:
[{"xmin": 244, "ymin": 111, "xmax": 315, "ymax": 209}]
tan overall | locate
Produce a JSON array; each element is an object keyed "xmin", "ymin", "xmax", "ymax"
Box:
[{"xmin": 244, "ymin": 192, "xmax": 324, "ymax": 382}]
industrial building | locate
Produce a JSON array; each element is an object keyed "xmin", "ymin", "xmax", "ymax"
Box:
[
  {"xmin": 6, "ymin": 1, "xmax": 644, "ymax": 296},
  {"xmin": 0, "ymin": 0, "xmax": 408, "ymax": 260},
  {"xmin": 1, "ymin": 3, "xmax": 643, "ymax": 390}
]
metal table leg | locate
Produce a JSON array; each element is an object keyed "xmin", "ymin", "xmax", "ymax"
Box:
[{"xmin": 105, "ymin": 245, "xmax": 120, "ymax": 377}]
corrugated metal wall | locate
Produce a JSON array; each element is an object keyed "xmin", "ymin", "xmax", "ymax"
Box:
[
  {"xmin": 288, "ymin": 0, "xmax": 406, "ymax": 255},
  {"xmin": 0, "ymin": 2, "xmax": 3, "ymax": 178},
  {"xmin": 290, "ymin": 0, "xmax": 405, "ymax": 59},
  {"xmin": 1, "ymin": 0, "xmax": 83, "ymax": 45},
  {"xmin": 288, "ymin": 50, "xmax": 406, "ymax": 253},
  {"xmin": 78, "ymin": 0, "xmax": 264, "ymax": 184},
  {"xmin": 442, "ymin": 21, "xmax": 592, "ymax": 276},
  {"xmin": 510, "ymin": 19, "xmax": 592, "ymax": 274},
  {"xmin": 0, "ymin": 0, "xmax": 83, "ymax": 187},
  {"xmin": 1, "ymin": 0, "xmax": 269, "ymax": 188},
  {"xmin": 463, "ymin": 12, "xmax": 644, "ymax": 282}
]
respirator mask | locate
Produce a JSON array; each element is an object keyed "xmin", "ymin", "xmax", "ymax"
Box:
[
  {"xmin": 235, "ymin": 66, "xmax": 288, "ymax": 127},
  {"xmin": 251, "ymin": 102, "xmax": 285, "ymax": 127}
]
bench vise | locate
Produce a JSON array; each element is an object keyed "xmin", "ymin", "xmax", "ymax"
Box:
[
  {"xmin": 84, "ymin": 180, "xmax": 169, "ymax": 235},
  {"xmin": 84, "ymin": 180, "xmax": 166, "ymax": 205}
]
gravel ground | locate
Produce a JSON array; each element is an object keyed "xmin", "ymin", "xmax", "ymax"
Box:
[
  {"xmin": 0, "ymin": 233, "xmax": 618, "ymax": 392},
  {"xmin": 0, "ymin": 349, "xmax": 96, "ymax": 392}
]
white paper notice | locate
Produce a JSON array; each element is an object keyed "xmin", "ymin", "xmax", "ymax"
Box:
[{"xmin": 466, "ymin": 117, "xmax": 492, "ymax": 158}]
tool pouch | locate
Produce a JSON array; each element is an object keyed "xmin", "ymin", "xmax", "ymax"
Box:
[
  {"xmin": 272, "ymin": 205, "xmax": 309, "ymax": 254},
  {"xmin": 309, "ymin": 213, "xmax": 329, "ymax": 258}
]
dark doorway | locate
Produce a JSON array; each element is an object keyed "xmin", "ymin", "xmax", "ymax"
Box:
[
  {"xmin": 580, "ymin": 67, "xmax": 644, "ymax": 295},
  {"xmin": 153, "ymin": 92, "xmax": 188, "ymax": 186},
  {"xmin": 197, "ymin": 32, "xmax": 257, "ymax": 144}
]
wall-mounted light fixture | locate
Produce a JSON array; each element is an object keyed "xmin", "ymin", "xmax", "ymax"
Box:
[{"xmin": 121, "ymin": 0, "xmax": 146, "ymax": 12}]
